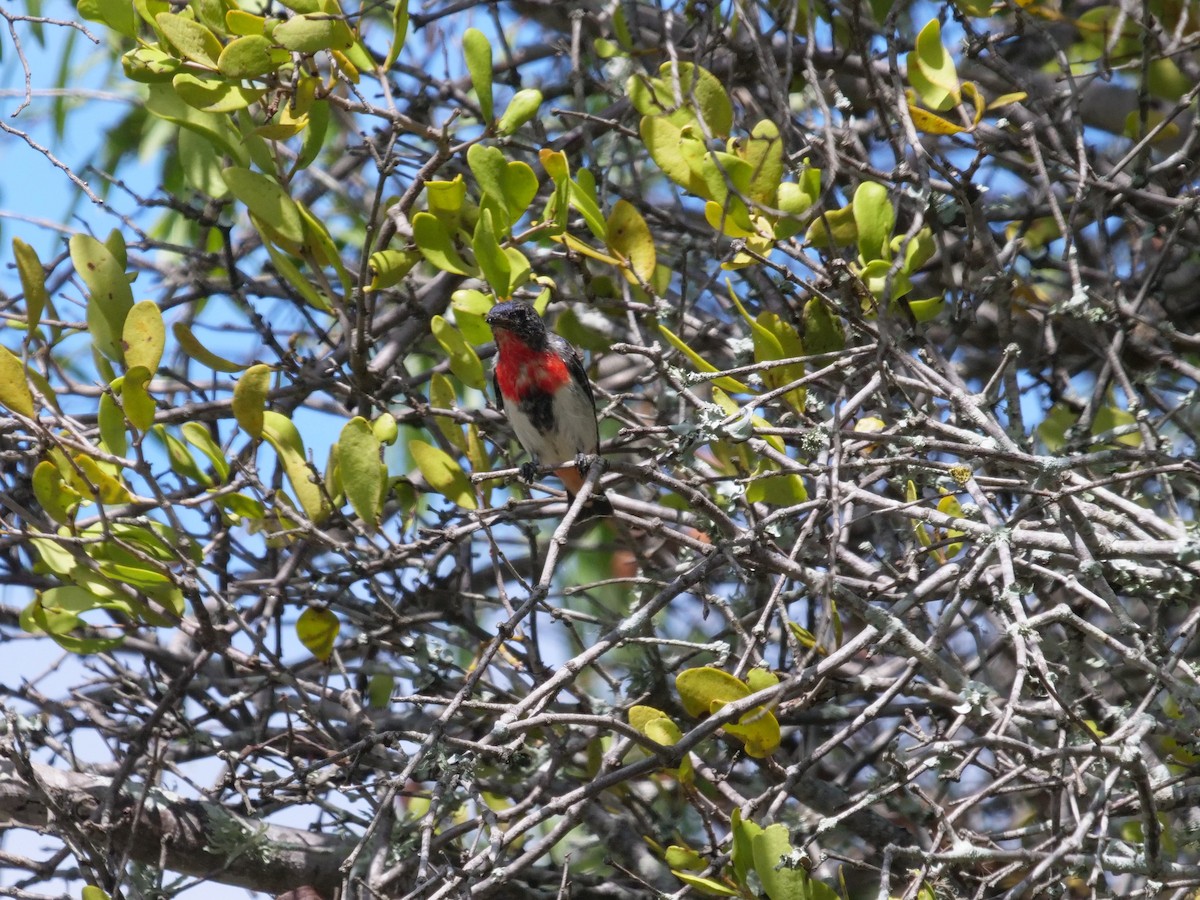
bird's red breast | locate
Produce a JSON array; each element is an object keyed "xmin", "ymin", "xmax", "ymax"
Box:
[{"xmin": 493, "ymin": 330, "xmax": 572, "ymax": 402}]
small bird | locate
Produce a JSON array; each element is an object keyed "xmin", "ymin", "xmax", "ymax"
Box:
[{"xmin": 485, "ymin": 301, "xmax": 611, "ymax": 514}]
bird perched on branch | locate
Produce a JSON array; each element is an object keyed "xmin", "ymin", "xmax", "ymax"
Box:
[{"xmin": 485, "ymin": 301, "xmax": 612, "ymax": 515}]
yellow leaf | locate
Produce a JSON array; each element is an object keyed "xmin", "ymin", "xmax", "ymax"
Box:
[
  {"xmin": 0, "ymin": 345, "xmax": 34, "ymax": 418},
  {"xmin": 233, "ymin": 364, "xmax": 271, "ymax": 438},
  {"xmin": 606, "ymin": 199, "xmax": 657, "ymax": 285},
  {"xmin": 410, "ymin": 439, "xmax": 476, "ymax": 509},
  {"xmin": 296, "ymin": 607, "xmax": 339, "ymax": 661}
]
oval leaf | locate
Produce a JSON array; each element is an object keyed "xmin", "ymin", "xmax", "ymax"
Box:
[
  {"xmin": 273, "ymin": 13, "xmax": 355, "ymax": 53},
  {"xmin": 221, "ymin": 167, "xmax": 305, "ymax": 246},
  {"xmin": 70, "ymin": 233, "xmax": 135, "ymax": 362},
  {"xmin": 122, "ymin": 300, "xmax": 165, "ymax": 373},
  {"xmin": 412, "ymin": 211, "xmax": 479, "ymax": 276},
  {"xmin": 431, "ymin": 316, "xmax": 486, "ymax": 390},
  {"xmin": 0, "ymin": 346, "xmax": 34, "ymax": 418},
  {"xmin": 121, "ymin": 366, "xmax": 157, "ymax": 431},
  {"xmin": 233, "ymin": 364, "xmax": 271, "ymax": 438},
  {"xmin": 606, "ymin": 199, "xmax": 656, "ymax": 285},
  {"xmin": 13, "ymin": 238, "xmax": 48, "ymax": 331},
  {"xmin": 156, "ymin": 12, "xmax": 222, "ymax": 68},
  {"xmin": 496, "ymin": 88, "xmax": 542, "ymax": 136},
  {"xmin": 409, "ymin": 438, "xmax": 476, "ymax": 509},
  {"xmin": 219, "ymin": 34, "xmax": 286, "ymax": 79},
  {"xmin": 675, "ymin": 667, "xmax": 751, "ymax": 718},
  {"xmin": 261, "ymin": 410, "xmax": 328, "ymax": 522},
  {"xmin": 296, "ymin": 607, "xmax": 339, "ymax": 661},
  {"xmin": 462, "ymin": 28, "xmax": 494, "ymax": 122},
  {"xmin": 852, "ymin": 181, "xmax": 893, "ymax": 263},
  {"xmin": 339, "ymin": 416, "xmax": 384, "ymax": 529}
]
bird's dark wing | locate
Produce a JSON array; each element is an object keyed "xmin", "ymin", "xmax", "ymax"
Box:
[
  {"xmin": 549, "ymin": 334, "xmax": 595, "ymax": 406},
  {"xmin": 492, "ymin": 368, "xmax": 504, "ymax": 411}
]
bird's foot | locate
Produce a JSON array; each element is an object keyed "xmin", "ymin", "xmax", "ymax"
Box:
[
  {"xmin": 574, "ymin": 453, "xmax": 604, "ymax": 476},
  {"xmin": 519, "ymin": 462, "xmax": 539, "ymax": 483}
]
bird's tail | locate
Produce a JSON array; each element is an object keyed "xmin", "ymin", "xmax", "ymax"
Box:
[{"xmin": 557, "ymin": 465, "xmax": 613, "ymax": 516}]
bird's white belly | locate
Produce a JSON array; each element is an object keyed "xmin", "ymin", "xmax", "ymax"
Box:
[{"xmin": 507, "ymin": 383, "xmax": 599, "ymax": 466}]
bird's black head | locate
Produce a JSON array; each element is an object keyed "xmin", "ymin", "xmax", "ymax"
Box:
[{"xmin": 485, "ymin": 302, "xmax": 548, "ymax": 348}]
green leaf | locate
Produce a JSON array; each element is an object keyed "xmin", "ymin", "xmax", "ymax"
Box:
[
  {"xmin": 568, "ymin": 170, "xmax": 607, "ymax": 239},
  {"xmin": 804, "ymin": 204, "xmax": 857, "ymax": 249},
  {"xmin": 628, "ymin": 61, "xmax": 733, "ymax": 137},
  {"xmin": 221, "ymin": 167, "xmax": 305, "ymax": 246},
  {"xmin": 172, "ymin": 72, "xmax": 265, "ymax": 113},
  {"xmin": 657, "ymin": 324, "xmax": 750, "ymax": 394},
  {"xmin": 664, "ymin": 845, "xmax": 706, "ymax": 871},
  {"xmin": 182, "ymin": 421, "xmax": 230, "ymax": 481},
  {"xmin": 739, "ymin": 118, "xmax": 784, "ymax": 206},
  {"xmin": 628, "ymin": 704, "xmax": 671, "ymax": 734},
  {"xmin": 156, "ymin": 12, "xmax": 223, "ymax": 68},
  {"xmin": 70, "ymin": 233, "xmax": 135, "ymax": 363},
  {"xmin": 233, "ymin": 363, "xmax": 271, "ymax": 438},
  {"xmin": 775, "ymin": 181, "xmax": 815, "ymax": 238},
  {"xmin": 463, "ymin": 28, "xmax": 494, "ymax": 122},
  {"xmin": 122, "ymin": 300, "xmax": 165, "ymax": 373},
  {"xmin": 606, "ymin": 199, "xmax": 656, "ymax": 285},
  {"xmin": 730, "ymin": 809, "xmax": 763, "ymax": 887},
  {"xmin": 263, "ymin": 241, "xmax": 332, "ymax": 312},
  {"xmin": 429, "ymin": 374, "xmax": 465, "ymax": 453},
  {"xmin": 895, "ymin": 226, "xmax": 936, "ymax": 272},
  {"xmin": 426, "ymin": 176, "xmax": 468, "ymax": 230},
  {"xmin": 32, "ymin": 461, "xmax": 80, "ymax": 525},
  {"xmin": 496, "ymin": 88, "xmax": 542, "ymax": 135},
  {"xmin": 852, "ymin": 181, "xmax": 893, "ymax": 262},
  {"xmin": 859, "ymin": 259, "xmax": 913, "ymax": 303},
  {"xmin": 410, "ymin": 438, "xmax": 476, "ymax": 509},
  {"xmin": 173, "ymin": 321, "xmax": 246, "ymax": 372},
  {"xmin": 339, "ymin": 416, "xmax": 384, "ymax": 528},
  {"xmin": 218, "ymin": 34, "xmax": 287, "ymax": 79},
  {"xmin": 367, "ymin": 671, "xmax": 395, "ymax": 708},
  {"xmin": 146, "ymin": 82, "xmax": 250, "ymax": 164},
  {"xmin": 294, "ymin": 97, "xmax": 330, "ymax": 171},
  {"xmin": 384, "ymin": 0, "xmax": 408, "ymax": 69},
  {"xmin": 13, "ymin": 238, "xmax": 47, "ymax": 331},
  {"xmin": 372, "ymin": 412, "xmax": 398, "ymax": 445},
  {"xmin": 296, "ymin": 607, "xmax": 339, "ymax": 661},
  {"xmin": 751, "ymin": 824, "xmax": 811, "ymax": 900},
  {"xmin": 261, "ymin": 410, "xmax": 328, "ymax": 521},
  {"xmin": 366, "ymin": 249, "xmax": 421, "ymax": 291},
  {"xmin": 472, "ymin": 208, "xmax": 512, "ymax": 298},
  {"xmin": 98, "ymin": 392, "xmax": 127, "ymax": 456},
  {"xmin": 121, "ymin": 366, "xmax": 157, "ymax": 431},
  {"xmin": 73, "ymin": 454, "xmax": 133, "ymax": 504},
  {"xmin": 431, "ymin": 316, "xmax": 486, "ymax": 390},
  {"xmin": 640, "ymin": 116, "xmax": 710, "ymax": 197},
  {"xmin": 467, "ymin": 144, "xmax": 538, "ymax": 230},
  {"xmin": 908, "ymin": 18, "xmax": 960, "ymax": 110},
  {"xmin": 451, "ymin": 289, "xmax": 496, "ymax": 345},
  {"xmin": 79, "ymin": 0, "xmax": 137, "ymax": 37},
  {"xmin": 273, "ymin": 13, "xmax": 355, "ymax": 53},
  {"xmin": 123, "ymin": 45, "xmax": 184, "ymax": 83},
  {"xmin": 227, "ymin": 9, "xmax": 266, "ymax": 34},
  {"xmin": 801, "ymin": 297, "xmax": 845, "ymax": 356},
  {"xmin": 671, "ymin": 872, "xmax": 739, "ymax": 897},
  {"xmin": 412, "ymin": 211, "xmax": 478, "ymax": 276},
  {"xmin": 0, "ymin": 346, "xmax": 34, "ymax": 418}
]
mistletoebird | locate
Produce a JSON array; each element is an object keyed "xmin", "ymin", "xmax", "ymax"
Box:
[{"xmin": 485, "ymin": 301, "xmax": 611, "ymax": 515}]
